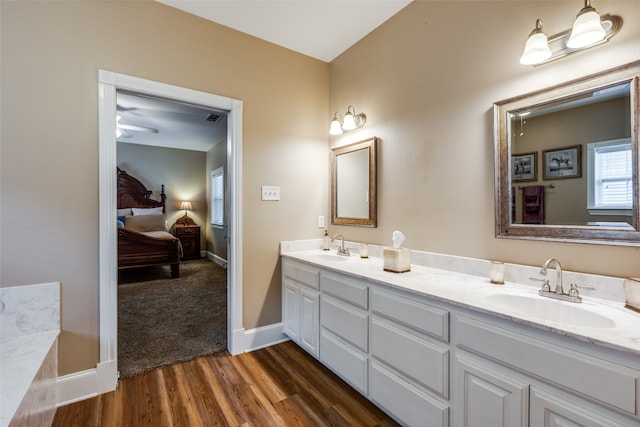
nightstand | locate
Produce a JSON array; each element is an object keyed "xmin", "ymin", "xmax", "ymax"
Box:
[{"xmin": 174, "ymin": 224, "xmax": 201, "ymax": 260}]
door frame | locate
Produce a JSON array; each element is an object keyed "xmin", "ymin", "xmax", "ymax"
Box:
[{"xmin": 97, "ymin": 70, "xmax": 244, "ymax": 391}]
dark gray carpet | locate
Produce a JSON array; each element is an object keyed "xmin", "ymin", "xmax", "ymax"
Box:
[{"xmin": 117, "ymin": 259, "xmax": 227, "ymax": 378}]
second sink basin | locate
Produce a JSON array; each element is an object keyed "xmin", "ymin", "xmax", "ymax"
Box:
[
  {"xmin": 480, "ymin": 291, "xmax": 616, "ymax": 329},
  {"xmin": 308, "ymin": 254, "xmax": 348, "ymax": 262}
]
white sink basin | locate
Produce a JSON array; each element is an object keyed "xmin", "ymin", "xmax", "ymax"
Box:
[
  {"xmin": 308, "ymin": 254, "xmax": 348, "ymax": 262},
  {"xmin": 481, "ymin": 291, "xmax": 616, "ymax": 329}
]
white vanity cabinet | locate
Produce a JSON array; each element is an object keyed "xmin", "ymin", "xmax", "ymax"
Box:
[
  {"xmin": 368, "ymin": 286, "xmax": 450, "ymax": 427},
  {"xmin": 453, "ymin": 313, "xmax": 640, "ymax": 427},
  {"xmin": 319, "ymin": 272, "xmax": 369, "ymax": 394},
  {"xmin": 453, "ymin": 351, "xmax": 529, "ymax": 427},
  {"xmin": 282, "ymin": 260, "xmax": 320, "ymax": 357},
  {"xmin": 281, "ymin": 255, "xmax": 640, "ymax": 427}
]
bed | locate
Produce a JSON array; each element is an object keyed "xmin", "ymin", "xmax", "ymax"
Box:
[{"xmin": 117, "ymin": 168, "xmax": 181, "ymax": 278}]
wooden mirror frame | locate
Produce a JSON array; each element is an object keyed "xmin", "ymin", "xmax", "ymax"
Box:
[
  {"xmin": 494, "ymin": 61, "xmax": 640, "ymax": 246},
  {"xmin": 331, "ymin": 137, "xmax": 378, "ymax": 227}
]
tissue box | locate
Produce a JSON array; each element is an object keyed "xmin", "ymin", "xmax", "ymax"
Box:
[{"xmin": 383, "ymin": 247, "xmax": 411, "ymax": 273}]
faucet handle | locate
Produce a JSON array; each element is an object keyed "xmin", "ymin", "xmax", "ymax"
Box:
[
  {"xmin": 530, "ymin": 277, "xmax": 551, "ymax": 292},
  {"xmin": 568, "ymin": 283, "xmax": 583, "ymax": 302},
  {"xmin": 569, "ymin": 283, "xmax": 580, "ymax": 297}
]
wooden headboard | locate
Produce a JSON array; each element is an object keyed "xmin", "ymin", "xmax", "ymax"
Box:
[{"xmin": 117, "ymin": 167, "xmax": 166, "ymax": 213}]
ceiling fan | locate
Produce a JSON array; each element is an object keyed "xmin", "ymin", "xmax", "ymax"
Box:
[{"xmin": 116, "ymin": 114, "xmax": 159, "ymax": 138}]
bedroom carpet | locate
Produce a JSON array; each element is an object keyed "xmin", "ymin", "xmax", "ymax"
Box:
[{"xmin": 117, "ymin": 258, "xmax": 227, "ymax": 378}]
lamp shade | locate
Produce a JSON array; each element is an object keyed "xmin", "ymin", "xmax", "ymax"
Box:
[
  {"xmin": 520, "ymin": 20, "xmax": 552, "ymax": 65},
  {"xmin": 329, "ymin": 116, "xmax": 343, "ymax": 135},
  {"xmin": 567, "ymin": 6, "xmax": 606, "ymax": 48},
  {"xmin": 180, "ymin": 201, "xmax": 192, "ymax": 211},
  {"xmin": 342, "ymin": 112, "xmax": 356, "ymax": 131}
]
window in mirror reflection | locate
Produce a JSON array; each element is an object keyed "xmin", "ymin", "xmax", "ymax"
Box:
[
  {"xmin": 587, "ymin": 138, "xmax": 632, "ymax": 214},
  {"xmin": 509, "ymin": 82, "xmax": 631, "ymax": 227}
]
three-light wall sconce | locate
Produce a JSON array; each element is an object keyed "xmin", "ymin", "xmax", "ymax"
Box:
[
  {"xmin": 520, "ymin": 0, "xmax": 622, "ymax": 66},
  {"xmin": 329, "ymin": 105, "xmax": 367, "ymax": 135}
]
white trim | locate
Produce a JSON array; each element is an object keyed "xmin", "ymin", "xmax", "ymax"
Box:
[
  {"xmin": 56, "ymin": 369, "xmax": 99, "ymax": 407},
  {"xmin": 206, "ymin": 251, "xmax": 228, "ymax": 268},
  {"xmin": 96, "ymin": 70, "xmax": 245, "ymax": 397},
  {"xmin": 243, "ymin": 323, "xmax": 289, "ymax": 352}
]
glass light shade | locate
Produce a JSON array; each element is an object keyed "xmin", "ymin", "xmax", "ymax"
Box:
[
  {"xmin": 329, "ymin": 118, "xmax": 343, "ymax": 135},
  {"xmin": 520, "ymin": 32, "xmax": 552, "ymax": 65},
  {"xmin": 342, "ymin": 113, "xmax": 356, "ymax": 131},
  {"xmin": 567, "ymin": 9, "xmax": 606, "ymax": 48}
]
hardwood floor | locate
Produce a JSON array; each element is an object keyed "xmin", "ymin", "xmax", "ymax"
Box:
[{"xmin": 52, "ymin": 341, "xmax": 400, "ymax": 426}]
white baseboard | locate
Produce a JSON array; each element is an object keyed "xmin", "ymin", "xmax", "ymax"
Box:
[
  {"xmin": 243, "ymin": 322, "xmax": 289, "ymax": 352},
  {"xmin": 206, "ymin": 251, "xmax": 228, "ymax": 268},
  {"xmin": 56, "ymin": 323, "xmax": 287, "ymax": 406},
  {"xmin": 56, "ymin": 368, "xmax": 98, "ymax": 407}
]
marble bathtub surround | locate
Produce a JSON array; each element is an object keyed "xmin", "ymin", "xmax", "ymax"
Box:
[
  {"xmin": 1, "ymin": 282, "xmax": 60, "ymax": 341},
  {"xmin": 1, "ymin": 282, "xmax": 60, "ymax": 427},
  {"xmin": 280, "ymin": 240, "xmax": 639, "ymax": 356}
]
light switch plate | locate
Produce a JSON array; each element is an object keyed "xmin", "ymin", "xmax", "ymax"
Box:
[
  {"xmin": 261, "ymin": 185, "xmax": 280, "ymax": 201},
  {"xmin": 318, "ymin": 215, "xmax": 325, "ymax": 228}
]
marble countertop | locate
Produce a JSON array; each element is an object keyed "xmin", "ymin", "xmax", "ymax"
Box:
[
  {"xmin": 281, "ymin": 248, "xmax": 640, "ymax": 357},
  {"xmin": 0, "ymin": 331, "xmax": 59, "ymax": 427}
]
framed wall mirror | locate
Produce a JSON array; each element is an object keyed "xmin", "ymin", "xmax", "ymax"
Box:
[
  {"xmin": 494, "ymin": 61, "xmax": 640, "ymax": 245},
  {"xmin": 331, "ymin": 137, "xmax": 378, "ymax": 227}
]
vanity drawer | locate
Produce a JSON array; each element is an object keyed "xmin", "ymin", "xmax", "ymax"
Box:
[
  {"xmin": 369, "ymin": 361, "xmax": 449, "ymax": 427},
  {"xmin": 370, "ymin": 317, "xmax": 449, "ymax": 398},
  {"xmin": 320, "ymin": 273, "xmax": 368, "ymax": 309},
  {"xmin": 283, "ymin": 260, "xmax": 319, "ymax": 290},
  {"xmin": 320, "ymin": 330, "xmax": 368, "ymax": 394},
  {"xmin": 455, "ymin": 315, "xmax": 639, "ymax": 415},
  {"xmin": 320, "ymin": 296, "xmax": 368, "ymax": 352},
  {"xmin": 371, "ymin": 287, "xmax": 449, "ymax": 342}
]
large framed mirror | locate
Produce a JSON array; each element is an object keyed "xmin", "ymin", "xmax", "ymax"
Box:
[
  {"xmin": 331, "ymin": 137, "xmax": 377, "ymax": 227},
  {"xmin": 494, "ymin": 61, "xmax": 640, "ymax": 245}
]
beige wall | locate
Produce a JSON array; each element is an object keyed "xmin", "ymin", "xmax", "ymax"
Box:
[
  {"xmin": 0, "ymin": 1, "xmax": 329, "ymax": 375},
  {"xmin": 329, "ymin": 1, "xmax": 640, "ymax": 276},
  {"xmin": 117, "ymin": 142, "xmax": 208, "ymax": 240}
]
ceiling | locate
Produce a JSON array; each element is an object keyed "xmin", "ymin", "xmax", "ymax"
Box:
[
  {"xmin": 116, "ymin": 92, "xmax": 227, "ymax": 152},
  {"xmin": 118, "ymin": 1, "xmax": 412, "ymax": 151},
  {"xmin": 155, "ymin": 0, "xmax": 413, "ymax": 63}
]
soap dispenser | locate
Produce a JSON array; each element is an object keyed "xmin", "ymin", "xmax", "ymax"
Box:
[{"xmin": 322, "ymin": 230, "xmax": 330, "ymax": 251}]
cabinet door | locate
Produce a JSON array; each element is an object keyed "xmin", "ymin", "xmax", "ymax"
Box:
[
  {"xmin": 530, "ymin": 387, "xmax": 623, "ymax": 427},
  {"xmin": 299, "ymin": 287, "xmax": 319, "ymax": 358},
  {"xmin": 282, "ymin": 279, "xmax": 300, "ymax": 341},
  {"xmin": 454, "ymin": 353, "xmax": 528, "ymax": 427}
]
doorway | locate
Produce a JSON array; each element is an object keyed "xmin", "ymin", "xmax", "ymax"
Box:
[{"xmin": 97, "ymin": 70, "xmax": 244, "ymax": 391}]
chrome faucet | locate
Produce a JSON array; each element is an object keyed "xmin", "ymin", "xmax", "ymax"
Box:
[
  {"xmin": 537, "ymin": 258, "xmax": 581, "ymax": 303},
  {"xmin": 331, "ymin": 234, "xmax": 350, "ymax": 256},
  {"xmin": 541, "ymin": 258, "xmax": 564, "ymax": 295}
]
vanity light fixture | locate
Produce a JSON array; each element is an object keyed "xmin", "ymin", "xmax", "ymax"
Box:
[
  {"xmin": 519, "ymin": 0, "xmax": 621, "ymax": 66},
  {"xmin": 329, "ymin": 105, "xmax": 367, "ymax": 135}
]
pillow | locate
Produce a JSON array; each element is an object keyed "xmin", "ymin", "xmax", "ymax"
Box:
[
  {"xmin": 117, "ymin": 208, "xmax": 133, "ymax": 217},
  {"xmin": 124, "ymin": 214, "xmax": 167, "ymax": 232},
  {"xmin": 117, "ymin": 219, "xmax": 125, "ymax": 228},
  {"xmin": 132, "ymin": 207, "xmax": 163, "ymax": 216}
]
